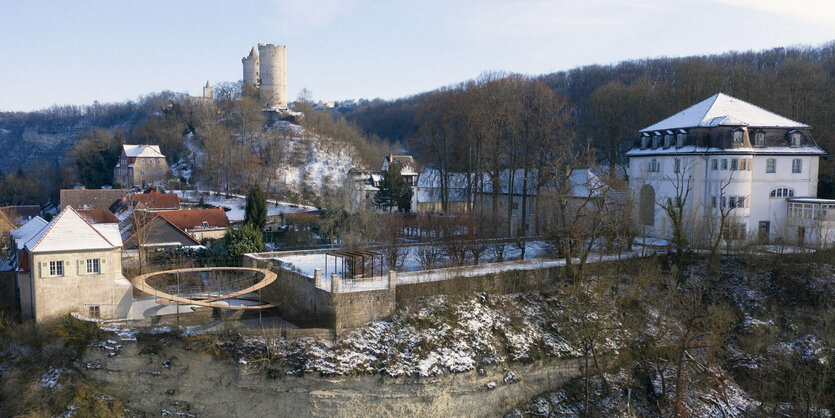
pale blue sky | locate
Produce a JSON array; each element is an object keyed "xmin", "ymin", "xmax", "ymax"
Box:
[{"xmin": 1, "ymin": 0, "xmax": 833, "ymax": 111}]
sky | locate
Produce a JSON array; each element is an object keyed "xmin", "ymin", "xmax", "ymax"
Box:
[{"xmin": 0, "ymin": 0, "xmax": 833, "ymax": 111}]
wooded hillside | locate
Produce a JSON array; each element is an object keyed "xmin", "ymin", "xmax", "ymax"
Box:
[{"xmin": 345, "ymin": 42, "xmax": 835, "ymax": 197}]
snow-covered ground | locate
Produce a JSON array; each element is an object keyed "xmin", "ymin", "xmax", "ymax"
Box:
[
  {"xmin": 176, "ymin": 190, "xmax": 315, "ymax": 222},
  {"xmin": 271, "ymin": 243, "xmax": 645, "ymax": 292},
  {"xmin": 228, "ymin": 292, "xmax": 608, "ymax": 377},
  {"xmin": 276, "ymin": 133, "xmax": 356, "ymax": 195}
]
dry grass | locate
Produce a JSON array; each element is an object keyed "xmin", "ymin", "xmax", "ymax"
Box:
[{"xmin": 0, "ymin": 315, "xmax": 123, "ymax": 416}]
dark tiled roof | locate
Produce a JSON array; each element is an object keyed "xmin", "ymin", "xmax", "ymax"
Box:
[
  {"xmin": 131, "ymin": 191, "xmax": 180, "ymax": 210},
  {"xmin": 0, "ymin": 205, "xmax": 40, "ymax": 225},
  {"xmin": 77, "ymin": 209, "xmax": 120, "ymax": 224},
  {"xmin": 157, "ymin": 208, "xmax": 230, "ymax": 230},
  {"xmin": 60, "ymin": 189, "xmax": 126, "ymax": 211}
]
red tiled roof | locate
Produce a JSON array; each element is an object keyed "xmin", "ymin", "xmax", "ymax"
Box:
[
  {"xmin": 77, "ymin": 209, "xmax": 119, "ymax": 224},
  {"xmin": 132, "ymin": 191, "xmax": 180, "ymax": 210},
  {"xmin": 157, "ymin": 208, "xmax": 230, "ymax": 230}
]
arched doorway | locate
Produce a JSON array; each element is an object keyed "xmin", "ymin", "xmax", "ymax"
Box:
[{"xmin": 639, "ymin": 185, "xmax": 655, "ymax": 226}]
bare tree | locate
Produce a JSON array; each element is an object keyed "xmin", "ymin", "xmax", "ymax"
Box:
[{"xmin": 658, "ymin": 158, "xmax": 695, "ymax": 269}]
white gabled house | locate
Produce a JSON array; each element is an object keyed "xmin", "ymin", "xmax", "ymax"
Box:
[
  {"xmin": 627, "ymin": 92, "xmax": 834, "ymax": 246},
  {"xmin": 114, "ymin": 144, "xmax": 169, "ymax": 188},
  {"xmin": 10, "ymin": 206, "xmax": 132, "ymax": 321}
]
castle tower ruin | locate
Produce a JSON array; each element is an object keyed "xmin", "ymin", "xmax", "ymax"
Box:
[
  {"xmin": 257, "ymin": 43, "xmax": 288, "ymax": 110},
  {"xmin": 242, "ymin": 47, "xmax": 260, "ymax": 89},
  {"xmin": 202, "ymin": 80, "xmax": 213, "ymax": 100}
]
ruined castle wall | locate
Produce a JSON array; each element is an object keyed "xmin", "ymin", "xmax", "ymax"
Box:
[
  {"xmin": 242, "ymin": 57, "xmax": 259, "ymax": 88},
  {"xmin": 257, "ymin": 44, "xmax": 287, "ymax": 110}
]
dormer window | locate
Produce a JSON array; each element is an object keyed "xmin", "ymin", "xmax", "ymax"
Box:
[
  {"xmin": 732, "ymin": 129, "xmax": 743, "ymax": 143},
  {"xmin": 676, "ymin": 131, "xmax": 686, "ymax": 148},
  {"xmin": 754, "ymin": 131, "xmax": 765, "ymax": 147},
  {"xmin": 640, "ymin": 135, "xmax": 649, "ymax": 149},
  {"xmin": 790, "ymin": 131, "xmax": 801, "ymax": 147},
  {"xmin": 664, "ymin": 135, "xmax": 672, "ymax": 148},
  {"xmin": 201, "ymin": 221, "xmax": 209, "ymax": 228},
  {"xmin": 652, "ymin": 135, "xmax": 660, "ymax": 149}
]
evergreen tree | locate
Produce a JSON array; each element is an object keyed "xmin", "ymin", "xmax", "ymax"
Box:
[
  {"xmin": 219, "ymin": 223, "xmax": 265, "ymax": 260},
  {"xmin": 373, "ymin": 164, "xmax": 413, "ymax": 212},
  {"xmin": 244, "ymin": 185, "xmax": 267, "ymax": 231}
]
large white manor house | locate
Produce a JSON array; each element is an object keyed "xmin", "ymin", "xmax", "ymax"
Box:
[{"xmin": 628, "ymin": 93, "xmax": 835, "ymax": 246}]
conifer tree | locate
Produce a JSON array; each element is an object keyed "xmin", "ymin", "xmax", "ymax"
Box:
[
  {"xmin": 244, "ymin": 185, "xmax": 267, "ymax": 231},
  {"xmin": 373, "ymin": 164, "xmax": 413, "ymax": 212}
]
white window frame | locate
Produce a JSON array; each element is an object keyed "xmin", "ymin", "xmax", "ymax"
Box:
[
  {"xmin": 770, "ymin": 187, "xmax": 795, "ymax": 198},
  {"xmin": 674, "ymin": 158, "xmax": 681, "ymax": 173},
  {"xmin": 732, "ymin": 130, "xmax": 743, "ymax": 143},
  {"xmin": 721, "ymin": 159, "xmax": 728, "ymax": 170},
  {"xmin": 49, "ymin": 260, "xmax": 64, "ymax": 277},
  {"xmin": 649, "ymin": 159, "xmax": 660, "ymax": 173},
  {"xmin": 86, "ymin": 258, "xmax": 100, "ymax": 274},
  {"xmin": 754, "ymin": 132, "xmax": 765, "ymax": 146},
  {"xmin": 711, "ymin": 159, "xmax": 718, "ymax": 170},
  {"xmin": 792, "ymin": 158, "xmax": 802, "ymax": 173},
  {"xmin": 676, "ymin": 133, "xmax": 685, "ymax": 148},
  {"xmin": 730, "ymin": 158, "xmax": 738, "ymax": 171},
  {"xmin": 766, "ymin": 158, "xmax": 776, "ymax": 173},
  {"xmin": 790, "ymin": 132, "xmax": 801, "ymax": 147}
]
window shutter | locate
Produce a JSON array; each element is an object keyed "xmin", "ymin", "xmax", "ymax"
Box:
[
  {"xmin": 101, "ymin": 258, "xmax": 107, "ymax": 274},
  {"xmin": 78, "ymin": 259, "xmax": 85, "ymax": 276},
  {"xmin": 40, "ymin": 261, "xmax": 48, "ymax": 278},
  {"xmin": 65, "ymin": 260, "xmax": 70, "ymax": 276}
]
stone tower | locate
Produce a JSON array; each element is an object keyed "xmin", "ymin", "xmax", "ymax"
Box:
[
  {"xmin": 242, "ymin": 47, "xmax": 260, "ymax": 89},
  {"xmin": 257, "ymin": 43, "xmax": 288, "ymax": 110},
  {"xmin": 202, "ymin": 80, "xmax": 213, "ymax": 100}
]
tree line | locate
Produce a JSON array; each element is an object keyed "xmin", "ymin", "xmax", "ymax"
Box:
[{"xmin": 346, "ymin": 42, "xmax": 835, "ymax": 197}]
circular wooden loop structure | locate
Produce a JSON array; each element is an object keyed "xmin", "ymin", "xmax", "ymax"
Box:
[{"xmin": 132, "ymin": 267, "xmax": 277, "ymax": 310}]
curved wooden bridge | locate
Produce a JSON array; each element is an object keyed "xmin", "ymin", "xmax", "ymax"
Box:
[{"xmin": 131, "ymin": 267, "xmax": 278, "ymax": 310}]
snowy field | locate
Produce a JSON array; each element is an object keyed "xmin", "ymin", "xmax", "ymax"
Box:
[{"xmin": 176, "ymin": 190, "xmax": 315, "ymax": 222}]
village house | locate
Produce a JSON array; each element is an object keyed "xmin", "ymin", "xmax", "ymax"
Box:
[
  {"xmin": 131, "ymin": 190, "xmax": 181, "ymax": 212},
  {"xmin": 157, "ymin": 208, "xmax": 231, "ymax": 242},
  {"xmin": 114, "ymin": 144, "xmax": 169, "ymax": 188},
  {"xmin": 349, "ymin": 154, "xmax": 420, "ymax": 212},
  {"xmin": 414, "ymin": 167, "xmax": 606, "ymax": 236},
  {"xmin": 122, "ymin": 212, "xmax": 201, "ymax": 251},
  {"xmin": 77, "ymin": 209, "xmax": 120, "ymax": 224},
  {"xmin": 9, "ymin": 206, "xmax": 131, "ymax": 321},
  {"xmin": 60, "ymin": 188, "xmax": 126, "ymax": 212},
  {"xmin": 627, "ymin": 92, "xmax": 834, "ymax": 246}
]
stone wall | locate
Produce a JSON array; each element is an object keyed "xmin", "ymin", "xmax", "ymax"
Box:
[
  {"xmin": 244, "ymin": 252, "xmax": 635, "ymax": 334},
  {"xmin": 333, "ymin": 288, "xmax": 395, "ymax": 333},
  {"xmin": 259, "ymin": 265, "xmax": 336, "ymax": 329},
  {"xmin": 396, "ymin": 265, "xmax": 562, "ymax": 301}
]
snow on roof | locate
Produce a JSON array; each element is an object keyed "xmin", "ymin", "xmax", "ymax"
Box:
[
  {"xmin": 640, "ymin": 93, "xmax": 810, "ymax": 132},
  {"xmin": 92, "ymin": 223, "xmax": 123, "ymax": 247},
  {"xmin": 122, "ymin": 144, "xmax": 165, "ymax": 158},
  {"xmin": 11, "ymin": 217, "xmax": 48, "ymax": 250},
  {"xmin": 625, "ymin": 145, "xmax": 826, "ymax": 156},
  {"xmin": 24, "ymin": 206, "xmax": 121, "ymax": 253}
]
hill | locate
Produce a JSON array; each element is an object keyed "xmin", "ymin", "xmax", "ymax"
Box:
[{"xmin": 344, "ymin": 42, "xmax": 835, "ymax": 196}]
